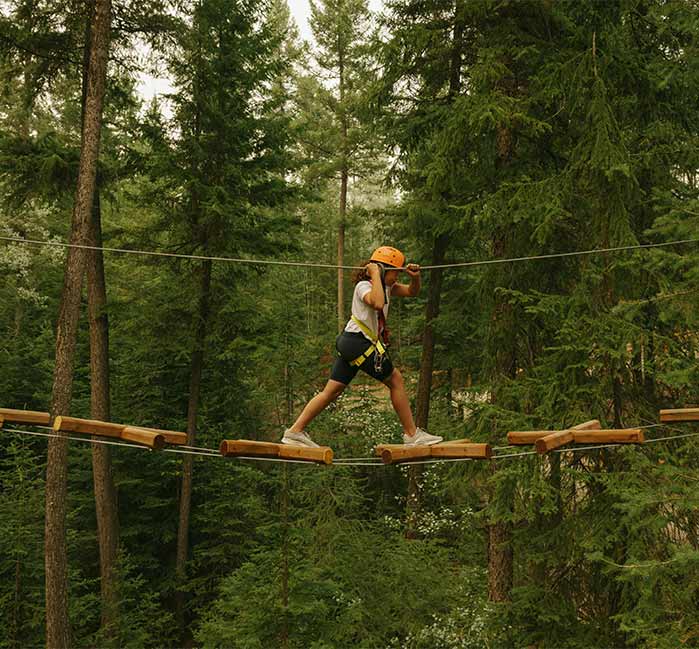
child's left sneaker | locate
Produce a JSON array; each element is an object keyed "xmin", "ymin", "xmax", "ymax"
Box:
[
  {"xmin": 403, "ymin": 428, "xmax": 443, "ymax": 446},
  {"xmin": 281, "ymin": 429, "xmax": 320, "ymax": 448}
]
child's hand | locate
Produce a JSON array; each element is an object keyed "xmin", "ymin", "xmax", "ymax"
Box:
[
  {"xmin": 405, "ymin": 263, "xmax": 421, "ymax": 278},
  {"xmin": 366, "ymin": 262, "xmax": 382, "ymax": 278}
]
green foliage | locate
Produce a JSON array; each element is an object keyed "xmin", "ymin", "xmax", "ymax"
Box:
[{"xmin": 2, "ymin": 0, "xmax": 699, "ymax": 647}]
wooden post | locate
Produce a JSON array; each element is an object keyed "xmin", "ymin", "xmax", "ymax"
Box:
[
  {"xmin": 53, "ymin": 416, "xmax": 125, "ymax": 439},
  {"xmin": 659, "ymin": 408, "xmax": 699, "ymax": 422},
  {"xmin": 121, "ymin": 427, "xmax": 165, "ymax": 450},
  {"xmin": 0, "ymin": 408, "xmax": 52, "ymax": 426}
]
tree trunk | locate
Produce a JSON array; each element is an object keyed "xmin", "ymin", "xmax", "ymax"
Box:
[
  {"xmin": 175, "ymin": 258, "xmax": 212, "ymax": 644},
  {"xmin": 45, "ymin": 2, "xmax": 111, "ymax": 647},
  {"xmin": 86, "ymin": 191, "xmax": 119, "ymax": 638},
  {"xmin": 337, "ymin": 50, "xmax": 348, "ymax": 332},
  {"xmin": 405, "ymin": 5, "xmax": 462, "ymax": 539},
  {"xmin": 279, "ymin": 466, "xmax": 290, "ymax": 649},
  {"xmin": 406, "ymin": 234, "xmax": 449, "ymax": 539},
  {"xmin": 487, "ymin": 465, "xmax": 514, "ymax": 602}
]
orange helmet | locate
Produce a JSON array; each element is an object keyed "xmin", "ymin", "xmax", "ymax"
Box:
[{"xmin": 370, "ymin": 246, "xmax": 405, "ymax": 268}]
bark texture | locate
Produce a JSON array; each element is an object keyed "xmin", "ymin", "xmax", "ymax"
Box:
[
  {"xmin": 175, "ymin": 258, "xmax": 213, "ymax": 644},
  {"xmin": 86, "ymin": 193, "xmax": 119, "ymax": 637},
  {"xmin": 45, "ymin": 2, "xmax": 111, "ymax": 647}
]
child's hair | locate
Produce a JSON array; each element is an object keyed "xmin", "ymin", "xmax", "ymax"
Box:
[{"xmin": 352, "ymin": 260, "xmax": 372, "ymax": 284}]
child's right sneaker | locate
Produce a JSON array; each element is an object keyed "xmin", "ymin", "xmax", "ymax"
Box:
[
  {"xmin": 281, "ymin": 429, "xmax": 320, "ymax": 448},
  {"xmin": 403, "ymin": 428, "xmax": 443, "ymax": 446}
]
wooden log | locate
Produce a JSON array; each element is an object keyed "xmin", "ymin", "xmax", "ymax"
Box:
[
  {"xmin": 659, "ymin": 408, "xmax": 699, "ymax": 423},
  {"xmin": 277, "ymin": 445, "xmax": 333, "ymax": 465},
  {"xmin": 535, "ymin": 431, "xmax": 574, "ymax": 454},
  {"xmin": 0, "ymin": 407, "xmax": 51, "ymax": 426},
  {"xmin": 219, "ymin": 439, "xmax": 280, "ymax": 458},
  {"xmin": 430, "ymin": 442, "xmax": 492, "ymax": 459},
  {"xmin": 376, "ymin": 444, "xmax": 432, "ymax": 464},
  {"xmin": 573, "ymin": 429, "xmax": 644, "ymax": 444},
  {"xmin": 436, "ymin": 438, "xmax": 472, "ymax": 445},
  {"xmin": 535, "ymin": 421, "xmax": 600, "ymax": 454},
  {"xmin": 508, "ymin": 431, "xmax": 555, "ymax": 445},
  {"xmin": 219, "ymin": 439, "xmax": 333, "ymax": 465},
  {"xmin": 0, "ymin": 415, "xmax": 4, "ymax": 429},
  {"xmin": 572, "ymin": 419, "xmax": 602, "ymax": 431},
  {"xmin": 53, "ymin": 416, "xmax": 125, "ymax": 439},
  {"xmin": 509, "ymin": 420, "xmax": 601, "ymax": 446},
  {"xmin": 140, "ymin": 427, "xmax": 187, "ymax": 445},
  {"xmin": 121, "ymin": 427, "xmax": 165, "ymax": 450}
]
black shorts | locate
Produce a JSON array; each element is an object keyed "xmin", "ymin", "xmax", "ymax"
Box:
[{"xmin": 330, "ymin": 332, "xmax": 394, "ymax": 385}]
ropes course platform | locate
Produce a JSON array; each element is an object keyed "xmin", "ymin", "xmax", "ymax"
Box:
[
  {"xmin": 375, "ymin": 439, "xmax": 492, "ymax": 464},
  {"xmin": 507, "ymin": 419, "xmax": 644, "ymax": 454},
  {"xmin": 219, "ymin": 440, "xmax": 334, "ymax": 464},
  {"xmin": 660, "ymin": 408, "xmax": 699, "ymax": 422}
]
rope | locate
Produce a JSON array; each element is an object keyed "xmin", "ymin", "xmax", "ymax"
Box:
[
  {"xmin": 3, "ymin": 422, "xmax": 699, "ymax": 466},
  {"xmin": 2, "ymin": 235, "xmax": 698, "ymax": 272}
]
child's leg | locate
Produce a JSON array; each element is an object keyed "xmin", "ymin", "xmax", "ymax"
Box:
[
  {"xmin": 287, "ymin": 379, "xmax": 346, "ymax": 433},
  {"xmin": 383, "ymin": 368, "xmax": 417, "ymax": 437}
]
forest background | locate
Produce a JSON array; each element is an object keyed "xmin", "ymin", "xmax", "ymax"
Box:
[{"xmin": 1, "ymin": 0, "xmax": 699, "ymax": 647}]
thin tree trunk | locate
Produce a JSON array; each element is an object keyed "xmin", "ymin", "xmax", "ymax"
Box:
[
  {"xmin": 175, "ymin": 258, "xmax": 212, "ymax": 644},
  {"xmin": 337, "ymin": 51, "xmax": 348, "ymax": 332},
  {"xmin": 406, "ymin": 234, "xmax": 449, "ymax": 539},
  {"xmin": 86, "ymin": 192, "xmax": 119, "ymax": 638},
  {"xmin": 405, "ymin": 6, "xmax": 462, "ymax": 539},
  {"xmin": 280, "ymin": 465, "xmax": 290, "ymax": 649},
  {"xmin": 45, "ymin": 2, "xmax": 111, "ymax": 647},
  {"xmin": 487, "ymin": 464, "xmax": 513, "ymax": 602}
]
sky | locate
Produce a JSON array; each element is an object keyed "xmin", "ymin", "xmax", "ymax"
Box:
[
  {"xmin": 136, "ymin": 0, "xmax": 382, "ymax": 103},
  {"xmin": 137, "ymin": 0, "xmax": 317, "ymax": 103}
]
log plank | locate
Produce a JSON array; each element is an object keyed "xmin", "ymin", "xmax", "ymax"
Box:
[
  {"xmin": 572, "ymin": 429, "xmax": 644, "ymax": 444},
  {"xmin": 430, "ymin": 443, "xmax": 492, "ymax": 459},
  {"xmin": 0, "ymin": 408, "xmax": 51, "ymax": 426},
  {"xmin": 375, "ymin": 444, "xmax": 432, "ymax": 464},
  {"xmin": 509, "ymin": 420, "xmax": 601, "ymax": 446},
  {"xmin": 53, "ymin": 416, "xmax": 125, "ymax": 438},
  {"xmin": 219, "ymin": 439, "xmax": 333, "ymax": 465},
  {"xmin": 659, "ymin": 408, "xmax": 699, "ymax": 423},
  {"xmin": 121, "ymin": 427, "xmax": 165, "ymax": 450}
]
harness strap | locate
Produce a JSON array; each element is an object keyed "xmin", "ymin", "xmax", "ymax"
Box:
[{"xmin": 349, "ymin": 315, "xmax": 386, "ymax": 367}]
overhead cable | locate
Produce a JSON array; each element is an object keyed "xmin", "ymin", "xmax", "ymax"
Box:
[{"xmin": 2, "ymin": 235, "xmax": 698, "ymax": 272}]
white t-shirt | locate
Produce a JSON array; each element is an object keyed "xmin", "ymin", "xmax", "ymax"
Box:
[{"xmin": 345, "ymin": 280, "xmax": 391, "ymax": 341}]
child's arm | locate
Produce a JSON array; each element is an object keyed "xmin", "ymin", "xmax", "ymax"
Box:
[
  {"xmin": 362, "ymin": 264, "xmax": 386, "ymax": 309},
  {"xmin": 391, "ymin": 263, "xmax": 421, "ymax": 297}
]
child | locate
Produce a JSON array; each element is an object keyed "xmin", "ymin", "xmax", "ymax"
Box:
[{"xmin": 282, "ymin": 246, "xmax": 443, "ymax": 448}]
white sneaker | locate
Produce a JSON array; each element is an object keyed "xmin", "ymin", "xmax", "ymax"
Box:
[
  {"xmin": 281, "ymin": 429, "xmax": 320, "ymax": 448},
  {"xmin": 403, "ymin": 427, "xmax": 443, "ymax": 446}
]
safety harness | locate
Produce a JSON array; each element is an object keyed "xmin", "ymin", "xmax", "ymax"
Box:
[{"xmin": 349, "ymin": 294, "xmax": 390, "ymax": 375}]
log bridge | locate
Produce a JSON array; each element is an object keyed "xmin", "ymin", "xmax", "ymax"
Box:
[
  {"xmin": 219, "ymin": 440, "xmax": 334, "ymax": 465},
  {"xmin": 375, "ymin": 439, "xmax": 492, "ymax": 465},
  {"xmin": 507, "ymin": 419, "xmax": 644, "ymax": 454},
  {"xmin": 0, "ymin": 408, "xmax": 186, "ymax": 450}
]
